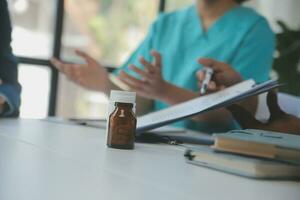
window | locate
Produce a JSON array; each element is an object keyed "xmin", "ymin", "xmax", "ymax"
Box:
[
  {"xmin": 9, "ymin": 0, "xmax": 55, "ymax": 59},
  {"xmin": 18, "ymin": 64, "xmax": 51, "ymax": 118},
  {"xmin": 62, "ymin": 0, "xmax": 159, "ymax": 66},
  {"xmin": 56, "ymin": 0, "xmax": 159, "ymax": 118},
  {"xmin": 8, "ymin": 0, "xmax": 162, "ymax": 119},
  {"xmin": 9, "ymin": 0, "xmax": 298, "ymax": 118},
  {"xmin": 165, "ymin": 0, "xmax": 194, "ymax": 12}
]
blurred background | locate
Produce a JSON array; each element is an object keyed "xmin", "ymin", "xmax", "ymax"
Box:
[{"xmin": 7, "ymin": 0, "xmax": 300, "ymax": 119}]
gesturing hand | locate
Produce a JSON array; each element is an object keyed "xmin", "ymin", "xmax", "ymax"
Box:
[
  {"xmin": 227, "ymin": 91, "xmax": 300, "ymax": 135},
  {"xmin": 196, "ymin": 58, "xmax": 243, "ymax": 94},
  {"xmin": 119, "ymin": 50, "xmax": 168, "ymax": 100},
  {"xmin": 51, "ymin": 50, "xmax": 109, "ymax": 92}
]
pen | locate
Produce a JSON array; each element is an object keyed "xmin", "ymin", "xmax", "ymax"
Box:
[{"xmin": 200, "ymin": 67, "xmax": 214, "ymax": 95}]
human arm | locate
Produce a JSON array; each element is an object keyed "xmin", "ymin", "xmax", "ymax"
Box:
[
  {"xmin": 118, "ymin": 50, "xmax": 199, "ymax": 104},
  {"xmin": 118, "ymin": 52, "xmax": 256, "ymax": 128},
  {"xmin": 227, "ymin": 91, "xmax": 300, "ymax": 135},
  {"xmin": 51, "ymin": 50, "xmax": 121, "ymax": 95},
  {"xmin": 194, "ymin": 58, "xmax": 258, "ymax": 125},
  {"xmin": 50, "ymin": 16, "xmax": 160, "ymax": 98},
  {"xmin": 118, "ymin": 53, "xmax": 258, "ymax": 127},
  {"xmin": 0, "ymin": 0, "xmax": 21, "ymax": 117}
]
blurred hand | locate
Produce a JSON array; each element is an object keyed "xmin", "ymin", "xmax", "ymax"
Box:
[
  {"xmin": 196, "ymin": 58, "xmax": 243, "ymax": 94},
  {"xmin": 119, "ymin": 50, "xmax": 169, "ymax": 100},
  {"xmin": 227, "ymin": 91, "xmax": 300, "ymax": 135},
  {"xmin": 51, "ymin": 50, "xmax": 109, "ymax": 92},
  {"xmin": 0, "ymin": 80, "xmax": 5, "ymax": 112},
  {"xmin": 0, "ymin": 96, "xmax": 5, "ymax": 107}
]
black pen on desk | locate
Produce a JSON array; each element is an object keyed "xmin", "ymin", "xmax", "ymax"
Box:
[
  {"xmin": 69, "ymin": 118, "xmax": 106, "ymax": 122},
  {"xmin": 200, "ymin": 67, "xmax": 214, "ymax": 95}
]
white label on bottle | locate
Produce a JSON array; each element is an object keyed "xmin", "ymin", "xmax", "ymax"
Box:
[{"xmin": 119, "ymin": 110, "xmax": 125, "ymax": 117}]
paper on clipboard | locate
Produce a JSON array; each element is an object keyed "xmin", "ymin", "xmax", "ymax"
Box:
[{"xmin": 136, "ymin": 79, "xmax": 280, "ymax": 134}]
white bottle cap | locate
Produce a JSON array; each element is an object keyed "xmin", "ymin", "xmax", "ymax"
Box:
[{"xmin": 109, "ymin": 90, "xmax": 136, "ymax": 104}]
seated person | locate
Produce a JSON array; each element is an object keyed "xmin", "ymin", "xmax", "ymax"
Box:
[
  {"xmin": 196, "ymin": 58, "xmax": 300, "ymax": 134},
  {"xmin": 0, "ymin": 0, "xmax": 21, "ymax": 117},
  {"xmin": 51, "ymin": 0, "xmax": 275, "ymax": 132}
]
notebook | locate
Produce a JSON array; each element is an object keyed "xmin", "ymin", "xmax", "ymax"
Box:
[
  {"xmin": 213, "ymin": 129, "xmax": 300, "ymax": 164},
  {"xmin": 185, "ymin": 145, "xmax": 300, "ymax": 180},
  {"xmin": 136, "ymin": 79, "xmax": 280, "ymax": 134}
]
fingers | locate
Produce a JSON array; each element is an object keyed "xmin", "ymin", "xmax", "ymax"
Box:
[
  {"xmin": 267, "ymin": 91, "xmax": 285, "ymax": 120},
  {"xmin": 227, "ymin": 104, "xmax": 263, "ymax": 129},
  {"xmin": 207, "ymin": 81, "xmax": 217, "ymax": 90},
  {"xmin": 119, "ymin": 71, "xmax": 147, "ymax": 90},
  {"xmin": 51, "ymin": 58, "xmax": 66, "ymax": 72},
  {"xmin": 50, "ymin": 58, "xmax": 81, "ymax": 81},
  {"xmin": 214, "ymin": 73, "xmax": 231, "ymax": 85},
  {"xmin": 75, "ymin": 50, "xmax": 97, "ymax": 65},
  {"xmin": 198, "ymin": 80, "xmax": 217, "ymax": 90},
  {"xmin": 198, "ymin": 58, "xmax": 225, "ymax": 72},
  {"xmin": 139, "ymin": 57, "xmax": 156, "ymax": 73},
  {"xmin": 139, "ymin": 50, "xmax": 162, "ymax": 74},
  {"xmin": 124, "ymin": 51, "xmax": 163, "ymax": 91},
  {"xmin": 128, "ymin": 65, "xmax": 152, "ymax": 81},
  {"xmin": 197, "ymin": 58, "xmax": 243, "ymax": 88},
  {"xmin": 66, "ymin": 65, "xmax": 81, "ymax": 79},
  {"xmin": 198, "ymin": 58, "xmax": 214, "ymax": 66},
  {"xmin": 52, "ymin": 50, "xmax": 98, "ymax": 68},
  {"xmin": 197, "ymin": 70, "xmax": 221, "ymax": 93},
  {"xmin": 51, "ymin": 58, "xmax": 76, "ymax": 75},
  {"xmin": 197, "ymin": 70, "xmax": 213, "ymax": 86},
  {"xmin": 151, "ymin": 50, "xmax": 162, "ymax": 68},
  {"xmin": 196, "ymin": 70, "xmax": 205, "ymax": 82},
  {"xmin": 197, "ymin": 59, "xmax": 224, "ymax": 85}
]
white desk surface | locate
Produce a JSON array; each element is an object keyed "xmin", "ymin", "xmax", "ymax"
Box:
[{"xmin": 0, "ymin": 119, "xmax": 299, "ymax": 200}]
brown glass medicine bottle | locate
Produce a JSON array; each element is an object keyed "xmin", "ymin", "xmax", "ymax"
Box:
[{"xmin": 107, "ymin": 102, "xmax": 137, "ymax": 149}]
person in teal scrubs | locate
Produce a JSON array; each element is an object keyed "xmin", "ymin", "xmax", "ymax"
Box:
[{"xmin": 51, "ymin": 0, "xmax": 275, "ymax": 132}]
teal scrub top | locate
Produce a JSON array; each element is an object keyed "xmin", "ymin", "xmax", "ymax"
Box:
[{"xmin": 114, "ymin": 5, "xmax": 275, "ymax": 132}]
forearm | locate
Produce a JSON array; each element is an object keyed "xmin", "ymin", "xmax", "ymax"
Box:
[
  {"xmin": 192, "ymin": 96, "xmax": 258, "ymax": 126},
  {"xmin": 156, "ymin": 83, "xmax": 232, "ymax": 126},
  {"xmin": 158, "ymin": 82, "xmax": 199, "ymax": 105},
  {"xmin": 158, "ymin": 82, "xmax": 258, "ymax": 126}
]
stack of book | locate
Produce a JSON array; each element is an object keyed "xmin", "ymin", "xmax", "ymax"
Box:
[{"xmin": 184, "ymin": 129, "xmax": 300, "ymax": 179}]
